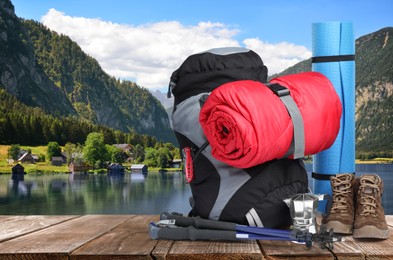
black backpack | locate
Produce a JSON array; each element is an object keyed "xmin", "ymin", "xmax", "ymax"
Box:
[{"xmin": 168, "ymin": 47, "xmax": 308, "ymax": 228}]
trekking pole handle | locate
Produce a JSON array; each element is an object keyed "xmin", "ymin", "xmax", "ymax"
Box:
[
  {"xmin": 160, "ymin": 212, "xmax": 237, "ymax": 231},
  {"xmin": 149, "ymin": 222, "xmax": 237, "ymax": 241}
]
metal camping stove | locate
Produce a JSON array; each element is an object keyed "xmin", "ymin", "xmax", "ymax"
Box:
[{"xmin": 284, "ymin": 193, "xmax": 327, "ymax": 234}]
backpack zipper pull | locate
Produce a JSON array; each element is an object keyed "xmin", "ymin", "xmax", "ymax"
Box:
[
  {"xmin": 167, "ymin": 69, "xmax": 179, "ymax": 98},
  {"xmin": 182, "ymin": 147, "xmax": 194, "ymax": 183},
  {"xmin": 167, "ymin": 80, "xmax": 176, "ymax": 98}
]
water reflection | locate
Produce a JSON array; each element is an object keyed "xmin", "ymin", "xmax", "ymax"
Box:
[
  {"xmin": 1, "ymin": 164, "xmax": 393, "ymax": 215},
  {"xmin": 9, "ymin": 180, "xmax": 37, "ymax": 197},
  {"xmin": 0, "ymin": 171, "xmax": 192, "ymax": 215},
  {"xmin": 129, "ymin": 173, "xmax": 147, "ymax": 182}
]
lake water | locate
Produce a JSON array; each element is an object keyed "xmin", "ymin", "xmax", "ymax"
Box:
[{"xmin": 0, "ymin": 164, "xmax": 392, "ymax": 215}]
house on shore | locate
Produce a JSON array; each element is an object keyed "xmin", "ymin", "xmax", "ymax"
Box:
[
  {"xmin": 170, "ymin": 159, "xmax": 182, "ymax": 169},
  {"xmin": 51, "ymin": 156, "xmax": 65, "ymax": 166},
  {"xmin": 107, "ymin": 163, "xmax": 125, "ymax": 174},
  {"xmin": 130, "ymin": 164, "xmax": 148, "ymax": 174},
  {"xmin": 113, "ymin": 144, "xmax": 132, "ymax": 161},
  {"xmin": 12, "ymin": 164, "xmax": 25, "ymax": 181},
  {"xmin": 18, "ymin": 152, "xmax": 35, "ymax": 164},
  {"xmin": 68, "ymin": 162, "xmax": 91, "ymax": 173}
]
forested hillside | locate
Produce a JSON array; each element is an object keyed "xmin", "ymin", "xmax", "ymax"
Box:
[
  {"xmin": 270, "ymin": 27, "xmax": 393, "ymax": 156},
  {"xmin": 0, "ymin": 89, "xmax": 160, "ymax": 147},
  {"xmin": 0, "ymin": 0, "xmax": 176, "ymax": 145}
]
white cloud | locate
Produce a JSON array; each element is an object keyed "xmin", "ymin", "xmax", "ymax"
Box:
[
  {"xmin": 41, "ymin": 9, "xmax": 311, "ymax": 90},
  {"xmin": 244, "ymin": 38, "xmax": 312, "ymax": 75}
]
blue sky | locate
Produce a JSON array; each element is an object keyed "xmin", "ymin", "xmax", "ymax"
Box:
[{"xmin": 10, "ymin": 0, "xmax": 393, "ymax": 90}]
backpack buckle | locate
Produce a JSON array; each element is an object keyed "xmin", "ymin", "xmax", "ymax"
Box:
[{"xmin": 267, "ymin": 83, "xmax": 290, "ymax": 97}]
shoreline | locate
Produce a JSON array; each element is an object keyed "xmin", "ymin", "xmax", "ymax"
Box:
[
  {"xmin": 1, "ymin": 160, "xmax": 392, "ymax": 175},
  {"xmin": 0, "ymin": 166, "xmax": 182, "ymax": 175}
]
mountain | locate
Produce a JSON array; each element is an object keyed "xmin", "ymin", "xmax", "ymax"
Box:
[
  {"xmin": 269, "ymin": 27, "xmax": 393, "ymax": 155},
  {"xmin": 151, "ymin": 89, "xmax": 173, "ymax": 109},
  {"xmin": 0, "ymin": 0, "xmax": 176, "ymax": 144},
  {"xmin": 0, "ymin": 1, "xmax": 75, "ymax": 116}
]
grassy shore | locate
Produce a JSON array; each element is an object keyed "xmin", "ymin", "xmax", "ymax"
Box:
[
  {"xmin": 0, "ymin": 145, "xmax": 182, "ymax": 174},
  {"xmin": 0, "ymin": 145, "xmax": 58, "ymax": 174},
  {"xmin": 0, "ymin": 145, "xmax": 391, "ymax": 174},
  {"xmin": 355, "ymin": 158, "xmax": 393, "ymax": 164}
]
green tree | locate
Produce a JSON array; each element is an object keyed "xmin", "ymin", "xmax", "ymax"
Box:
[
  {"xmin": 8, "ymin": 144, "xmax": 21, "ymax": 160},
  {"xmin": 105, "ymin": 144, "xmax": 115, "ymax": 162},
  {"xmin": 111, "ymin": 148, "xmax": 125, "ymax": 163},
  {"xmin": 144, "ymin": 147, "xmax": 157, "ymax": 167},
  {"xmin": 105, "ymin": 144, "xmax": 124, "ymax": 163},
  {"xmin": 157, "ymin": 147, "xmax": 172, "ymax": 168},
  {"xmin": 38, "ymin": 154, "xmax": 46, "ymax": 162},
  {"xmin": 83, "ymin": 132, "xmax": 107, "ymax": 168},
  {"xmin": 63, "ymin": 142, "xmax": 76, "ymax": 164},
  {"xmin": 133, "ymin": 144, "xmax": 145, "ymax": 163},
  {"xmin": 47, "ymin": 141, "xmax": 61, "ymax": 160}
]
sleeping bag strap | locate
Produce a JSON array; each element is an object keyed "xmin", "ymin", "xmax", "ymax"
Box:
[{"xmin": 266, "ymin": 83, "xmax": 305, "ymax": 159}]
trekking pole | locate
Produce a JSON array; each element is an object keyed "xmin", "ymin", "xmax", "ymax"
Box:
[
  {"xmin": 150, "ymin": 212, "xmax": 341, "ymax": 250},
  {"xmin": 160, "ymin": 212, "xmax": 292, "ymax": 238},
  {"xmin": 149, "ymin": 222, "xmax": 293, "ymax": 241}
]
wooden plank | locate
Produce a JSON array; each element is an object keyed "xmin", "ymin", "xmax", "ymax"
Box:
[
  {"xmin": 258, "ymin": 240, "xmax": 334, "ymax": 260},
  {"xmin": 0, "ymin": 216, "xmax": 15, "ymax": 221},
  {"xmin": 258, "ymin": 239, "xmax": 363, "ymax": 260},
  {"xmin": 0, "ymin": 215, "xmax": 79, "ymax": 242},
  {"xmin": 257, "ymin": 217, "xmax": 364, "ymax": 260},
  {"xmin": 151, "ymin": 240, "xmax": 175, "ymax": 260},
  {"xmin": 0, "ymin": 215, "xmax": 393, "ymax": 259},
  {"xmin": 313, "ymin": 214, "xmax": 393, "ymax": 259},
  {"xmin": 343, "ymin": 226, "xmax": 393, "ymax": 259},
  {"xmin": 332, "ymin": 238, "xmax": 366, "ymax": 260},
  {"xmin": 165, "ymin": 240, "xmax": 263, "ymax": 259},
  {"xmin": 0, "ymin": 215, "xmax": 132, "ymax": 260},
  {"xmin": 258, "ymin": 215, "xmax": 363, "ymax": 260},
  {"xmin": 70, "ymin": 215, "xmax": 159, "ymax": 259},
  {"xmin": 386, "ymin": 215, "xmax": 393, "ymax": 227}
]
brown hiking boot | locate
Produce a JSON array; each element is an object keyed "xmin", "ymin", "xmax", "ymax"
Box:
[
  {"xmin": 322, "ymin": 173, "xmax": 356, "ymax": 234},
  {"xmin": 353, "ymin": 174, "xmax": 389, "ymax": 239}
]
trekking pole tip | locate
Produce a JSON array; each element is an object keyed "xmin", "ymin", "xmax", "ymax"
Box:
[{"xmin": 149, "ymin": 222, "xmax": 160, "ymax": 240}]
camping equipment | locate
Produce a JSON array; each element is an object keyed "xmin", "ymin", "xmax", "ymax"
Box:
[
  {"xmin": 169, "ymin": 47, "xmax": 309, "ymax": 228},
  {"xmin": 199, "ymin": 72, "xmax": 342, "ymax": 168},
  {"xmin": 149, "ymin": 207, "xmax": 342, "ymax": 250},
  {"xmin": 284, "ymin": 193, "xmax": 332, "ymax": 234},
  {"xmin": 312, "ymin": 21, "xmax": 356, "ymax": 209}
]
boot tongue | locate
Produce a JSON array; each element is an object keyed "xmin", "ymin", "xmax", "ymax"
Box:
[
  {"xmin": 361, "ymin": 181, "xmax": 378, "ymax": 215},
  {"xmin": 361, "ymin": 176, "xmax": 378, "ymax": 194},
  {"xmin": 338, "ymin": 184, "xmax": 348, "ymax": 191},
  {"xmin": 363, "ymin": 186, "xmax": 374, "ymax": 194}
]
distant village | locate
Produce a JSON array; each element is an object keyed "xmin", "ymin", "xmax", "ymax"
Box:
[{"xmin": 7, "ymin": 142, "xmax": 182, "ymax": 179}]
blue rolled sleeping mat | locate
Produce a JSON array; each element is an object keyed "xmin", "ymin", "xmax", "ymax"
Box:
[{"xmin": 311, "ymin": 21, "xmax": 356, "ymax": 211}]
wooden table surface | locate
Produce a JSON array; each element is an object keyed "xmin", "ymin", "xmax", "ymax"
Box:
[{"xmin": 0, "ymin": 215, "xmax": 393, "ymax": 259}]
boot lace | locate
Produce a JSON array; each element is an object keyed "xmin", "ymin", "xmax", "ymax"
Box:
[
  {"xmin": 358, "ymin": 175, "xmax": 380, "ymax": 216},
  {"xmin": 330, "ymin": 175, "xmax": 353, "ymax": 213}
]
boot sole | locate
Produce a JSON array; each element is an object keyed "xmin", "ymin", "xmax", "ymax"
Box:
[
  {"xmin": 353, "ymin": 225, "xmax": 389, "ymax": 239},
  {"xmin": 323, "ymin": 221, "xmax": 353, "ymax": 234}
]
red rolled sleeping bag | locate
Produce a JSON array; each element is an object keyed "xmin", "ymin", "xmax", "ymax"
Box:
[{"xmin": 199, "ymin": 72, "xmax": 342, "ymax": 168}]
